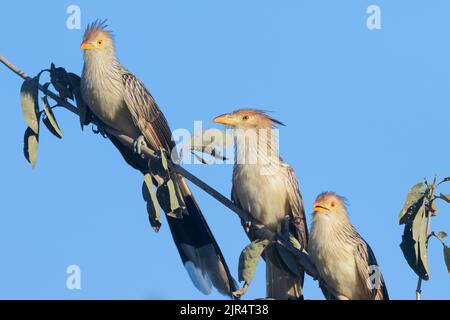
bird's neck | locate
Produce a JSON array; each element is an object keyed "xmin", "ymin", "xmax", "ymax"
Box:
[
  {"xmin": 82, "ymin": 50, "xmax": 122, "ymax": 83},
  {"xmin": 311, "ymin": 212, "xmax": 357, "ymax": 245},
  {"xmin": 233, "ymin": 127, "xmax": 281, "ymax": 167}
]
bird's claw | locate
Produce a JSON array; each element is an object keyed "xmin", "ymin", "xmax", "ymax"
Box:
[
  {"xmin": 133, "ymin": 135, "xmax": 147, "ymax": 157},
  {"xmin": 92, "ymin": 123, "xmax": 108, "ymax": 138},
  {"xmin": 244, "ymin": 219, "xmax": 252, "ymax": 233}
]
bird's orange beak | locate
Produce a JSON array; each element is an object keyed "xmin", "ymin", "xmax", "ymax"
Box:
[
  {"xmin": 213, "ymin": 113, "xmax": 236, "ymax": 126},
  {"xmin": 80, "ymin": 41, "xmax": 94, "ymax": 50},
  {"xmin": 313, "ymin": 201, "xmax": 329, "ymax": 213}
]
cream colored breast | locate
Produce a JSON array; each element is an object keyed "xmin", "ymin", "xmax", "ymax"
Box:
[
  {"xmin": 81, "ymin": 68, "xmax": 140, "ymax": 139},
  {"xmin": 309, "ymin": 214, "xmax": 365, "ymax": 299},
  {"xmin": 233, "ymin": 164, "xmax": 288, "ymax": 231}
]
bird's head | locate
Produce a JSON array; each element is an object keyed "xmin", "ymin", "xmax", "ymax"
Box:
[
  {"xmin": 80, "ymin": 19, "xmax": 114, "ymax": 52},
  {"xmin": 313, "ymin": 192, "xmax": 348, "ymax": 218},
  {"xmin": 213, "ymin": 109, "xmax": 284, "ymax": 130}
]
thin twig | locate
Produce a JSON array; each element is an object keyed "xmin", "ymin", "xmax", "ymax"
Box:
[{"xmin": 0, "ymin": 54, "xmax": 342, "ymax": 300}]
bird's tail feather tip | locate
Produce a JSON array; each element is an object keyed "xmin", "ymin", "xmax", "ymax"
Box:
[
  {"xmin": 181, "ymin": 243, "xmax": 237, "ymax": 298},
  {"xmin": 184, "ymin": 260, "xmax": 213, "ymax": 295}
]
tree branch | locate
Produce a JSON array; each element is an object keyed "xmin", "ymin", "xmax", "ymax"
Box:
[{"xmin": 0, "ymin": 54, "xmax": 343, "ymax": 300}]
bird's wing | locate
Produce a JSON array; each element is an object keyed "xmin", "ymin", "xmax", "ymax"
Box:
[
  {"xmin": 355, "ymin": 238, "xmax": 389, "ymax": 300},
  {"xmin": 122, "ymin": 72, "xmax": 237, "ymax": 297},
  {"xmin": 122, "ymin": 72, "xmax": 175, "ymax": 151},
  {"xmin": 231, "ymin": 185, "xmax": 250, "ymax": 238},
  {"xmin": 284, "ymin": 164, "xmax": 308, "ymax": 248}
]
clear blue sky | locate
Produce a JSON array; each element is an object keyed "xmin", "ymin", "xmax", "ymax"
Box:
[{"xmin": 0, "ymin": 0, "xmax": 449, "ymax": 299}]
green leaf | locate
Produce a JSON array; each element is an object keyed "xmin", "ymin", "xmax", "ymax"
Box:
[
  {"xmin": 412, "ymin": 205, "xmax": 425, "ymax": 264},
  {"xmin": 398, "ymin": 182, "xmax": 426, "ymax": 225},
  {"xmin": 23, "ymin": 127, "xmax": 39, "ymax": 169},
  {"xmin": 142, "ymin": 173, "xmax": 161, "ymax": 232},
  {"xmin": 400, "ymin": 203, "xmax": 430, "ymax": 280},
  {"xmin": 67, "ymin": 72, "xmax": 90, "ymax": 129},
  {"xmin": 50, "ymin": 63, "xmax": 73, "ymax": 100},
  {"xmin": 444, "ymin": 245, "xmax": 450, "ymax": 273},
  {"xmin": 238, "ymin": 239, "xmax": 271, "ymax": 284},
  {"xmin": 20, "ymin": 77, "xmax": 40, "ymax": 134},
  {"xmin": 438, "ymin": 193, "xmax": 450, "ymax": 203},
  {"xmin": 42, "ymin": 97, "xmax": 63, "ymax": 139},
  {"xmin": 417, "ymin": 210, "xmax": 430, "ymax": 279}
]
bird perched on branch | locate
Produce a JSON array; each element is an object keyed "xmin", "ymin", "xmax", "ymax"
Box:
[
  {"xmin": 79, "ymin": 19, "xmax": 236, "ymax": 297},
  {"xmin": 214, "ymin": 109, "xmax": 308, "ymax": 300},
  {"xmin": 309, "ymin": 192, "xmax": 389, "ymax": 300}
]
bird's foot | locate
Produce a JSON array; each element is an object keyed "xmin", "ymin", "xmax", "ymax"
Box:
[
  {"xmin": 244, "ymin": 219, "xmax": 252, "ymax": 233},
  {"xmin": 133, "ymin": 135, "xmax": 147, "ymax": 157},
  {"xmin": 92, "ymin": 122, "xmax": 108, "ymax": 138}
]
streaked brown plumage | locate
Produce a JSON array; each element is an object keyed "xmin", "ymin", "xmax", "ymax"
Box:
[
  {"xmin": 309, "ymin": 192, "xmax": 389, "ymax": 300},
  {"xmin": 80, "ymin": 20, "xmax": 236, "ymax": 297},
  {"xmin": 214, "ymin": 109, "xmax": 308, "ymax": 300}
]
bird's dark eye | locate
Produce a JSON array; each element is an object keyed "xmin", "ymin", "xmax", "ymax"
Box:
[
  {"xmin": 331, "ymin": 202, "xmax": 335, "ymax": 208},
  {"xmin": 243, "ymin": 115, "xmax": 249, "ymax": 120},
  {"xmin": 97, "ymin": 40, "xmax": 103, "ymax": 45}
]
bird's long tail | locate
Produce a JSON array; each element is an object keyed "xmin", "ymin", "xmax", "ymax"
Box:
[
  {"xmin": 266, "ymin": 260, "xmax": 302, "ymax": 300},
  {"xmin": 265, "ymin": 251, "xmax": 303, "ymax": 300},
  {"xmin": 166, "ymin": 176, "xmax": 238, "ymax": 298},
  {"xmin": 108, "ymin": 135, "xmax": 237, "ymax": 297}
]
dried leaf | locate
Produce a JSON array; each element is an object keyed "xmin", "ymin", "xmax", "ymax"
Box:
[
  {"xmin": 238, "ymin": 239, "xmax": 271, "ymax": 284},
  {"xmin": 431, "ymin": 200, "xmax": 438, "ymax": 216},
  {"xmin": 398, "ymin": 182, "xmax": 426, "ymax": 225},
  {"xmin": 289, "ymin": 235, "xmax": 302, "ymax": 250},
  {"xmin": 142, "ymin": 173, "xmax": 161, "ymax": 232},
  {"xmin": 436, "ymin": 231, "xmax": 448, "ymax": 239},
  {"xmin": 180, "ymin": 129, "xmax": 232, "ymax": 163},
  {"xmin": 156, "ymin": 179, "xmax": 183, "ymax": 218},
  {"xmin": 232, "ymin": 283, "xmax": 249, "ymax": 298},
  {"xmin": 23, "ymin": 127, "xmax": 39, "ymax": 169},
  {"xmin": 20, "ymin": 77, "xmax": 40, "ymax": 134},
  {"xmin": 160, "ymin": 149, "xmax": 169, "ymax": 171},
  {"xmin": 42, "ymin": 97, "xmax": 63, "ymax": 139}
]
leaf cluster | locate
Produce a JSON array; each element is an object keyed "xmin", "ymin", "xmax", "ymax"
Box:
[
  {"xmin": 398, "ymin": 178, "xmax": 450, "ymax": 280},
  {"xmin": 19, "ymin": 64, "xmax": 90, "ymax": 168}
]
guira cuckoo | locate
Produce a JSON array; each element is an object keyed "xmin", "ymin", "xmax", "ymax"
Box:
[
  {"xmin": 80, "ymin": 20, "xmax": 236, "ymax": 297},
  {"xmin": 214, "ymin": 109, "xmax": 308, "ymax": 300},
  {"xmin": 309, "ymin": 192, "xmax": 389, "ymax": 300}
]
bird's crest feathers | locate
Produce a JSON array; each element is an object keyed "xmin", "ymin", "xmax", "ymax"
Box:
[
  {"xmin": 233, "ymin": 108, "xmax": 285, "ymax": 128},
  {"xmin": 83, "ymin": 19, "xmax": 113, "ymax": 42},
  {"xmin": 316, "ymin": 191, "xmax": 349, "ymax": 209}
]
